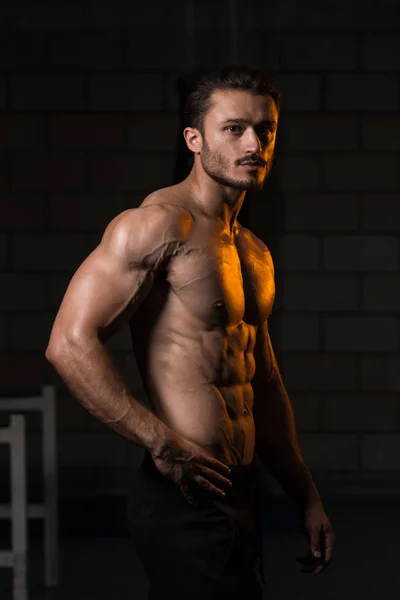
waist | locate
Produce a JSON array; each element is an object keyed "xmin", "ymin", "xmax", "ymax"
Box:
[{"xmin": 141, "ymin": 449, "xmax": 258, "ymax": 490}]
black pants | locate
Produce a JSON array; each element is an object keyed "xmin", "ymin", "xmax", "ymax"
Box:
[{"xmin": 127, "ymin": 451, "xmax": 265, "ymax": 599}]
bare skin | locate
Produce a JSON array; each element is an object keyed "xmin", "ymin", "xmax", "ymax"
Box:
[
  {"xmin": 46, "ymin": 89, "xmax": 335, "ymax": 573},
  {"xmin": 130, "ymin": 195, "xmax": 274, "ymax": 466}
]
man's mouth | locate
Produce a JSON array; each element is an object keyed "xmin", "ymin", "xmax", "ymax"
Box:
[{"xmin": 240, "ymin": 161, "xmax": 265, "ymax": 167}]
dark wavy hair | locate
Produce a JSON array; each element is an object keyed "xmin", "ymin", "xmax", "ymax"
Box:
[{"xmin": 184, "ymin": 65, "xmax": 281, "ymax": 133}]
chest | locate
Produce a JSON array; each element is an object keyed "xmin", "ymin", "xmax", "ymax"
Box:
[{"xmin": 166, "ymin": 227, "xmax": 275, "ymax": 327}]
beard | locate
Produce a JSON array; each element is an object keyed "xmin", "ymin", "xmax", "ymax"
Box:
[{"xmin": 200, "ymin": 139, "xmax": 273, "ymax": 191}]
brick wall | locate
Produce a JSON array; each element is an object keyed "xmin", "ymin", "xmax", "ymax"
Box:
[
  {"xmin": 247, "ymin": 0, "xmax": 400, "ymax": 489},
  {"xmin": 0, "ymin": 0, "xmax": 399, "ymax": 495}
]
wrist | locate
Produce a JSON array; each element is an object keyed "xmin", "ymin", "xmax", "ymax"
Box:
[
  {"xmin": 299, "ymin": 486, "xmax": 322, "ymax": 512},
  {"xmin": 146, "ymin": 415, "xmax": 175, "ymax": 457}
]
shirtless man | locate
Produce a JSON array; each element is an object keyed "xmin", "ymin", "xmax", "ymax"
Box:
[{"xmin": 46, "ymin": 66, "xmax": 335, "ymax": 599}]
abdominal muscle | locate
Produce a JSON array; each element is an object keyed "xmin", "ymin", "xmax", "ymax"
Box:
[{"xmin": 131, "ymin": 322, "xmax": 257, "ymax": 467}]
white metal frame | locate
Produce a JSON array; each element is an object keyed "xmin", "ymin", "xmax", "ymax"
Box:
[
  {"xmin": 0, "ymin": 385, "xmax": 58, "ymax": 588},
  {"xmin": 0, "ymin": 415, "xmax": 28, "ymax": 600}
]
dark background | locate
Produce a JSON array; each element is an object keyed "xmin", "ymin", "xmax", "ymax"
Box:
[{"xmin": 0, "ymin": 0, "xmax": 400, "ymax": 598}]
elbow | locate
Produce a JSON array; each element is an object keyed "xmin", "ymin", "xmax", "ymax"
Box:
[
  {"xmin": 45, "ymin": 344, "xmax": 52, "ymax": 363},
  {"xmin": 45, "ymin": 337, "xmax": 78, "ymax": 377},
  {"xmin": 45, "ymin": 342, "xmax": 60, "ymax": 365},
  {"xmin": 45, "ymin": 328, "xmax": 80, "ymax": 366},
  {"xmin": 45, "ymin": 337, "xmax": 68, "ymax": 367},
  {"xmin": 45, "ymin": 327, "xmax": 61, "ymax": 363},
  {"xmin": 46, "ymin": 327, "xmax": 98, "ymax": 366}
]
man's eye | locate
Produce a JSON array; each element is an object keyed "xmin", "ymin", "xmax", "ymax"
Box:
[
  {"xmin": 226, "ymin": 125, "xmax": 242, "ymax": 133},
  {"xmin": 258, "ymin": 127, "xmax": 272, "ymax": 136}
]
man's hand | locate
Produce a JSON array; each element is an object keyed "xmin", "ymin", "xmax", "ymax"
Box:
[
  {"xmin": 296, "ymin": 502, "xmax": 336, "ymax": 575},
  {"xmin": 151, "ymin": 431, "xmax": 232, "ymax": 507}
]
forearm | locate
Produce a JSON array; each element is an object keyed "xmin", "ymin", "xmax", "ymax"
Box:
[
  {"xmin": 254, "ymin": 376, "xmax": 321, "ymax": 509},
  {"xmin": 256, "ymin": 433, "xmax": 321, "ymax": 509},
  {"xmin": 46, "ymin": 337, "xmax": 171, "ymax": 454}
]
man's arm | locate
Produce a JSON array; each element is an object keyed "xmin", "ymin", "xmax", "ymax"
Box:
[
  {"xmin": 252, "ymin": 319, "xmax": 321, "ymax": 509},
  {"xmin": 46, "ymin": 203, "xmax": 193, "ymax": 454}
]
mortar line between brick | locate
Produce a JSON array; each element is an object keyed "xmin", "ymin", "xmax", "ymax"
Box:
[
  {"xmin": 356, "ymin": 272, "xmax": 363, "ymax": 313},
  {"xmin": 317, "ymin": 393, "xmax": 324, "ymax": 431},
  {"xmin": 83, "ymin": 149, "xmax": 91, "ymax": 193},
  {"xmin": 120, "ymin": 28, "xmax": 129, "ymax": 72},
  {"xmin": 5, "ymin": 71, "xmax": 11, "ymax": 113},
  {"xmin": 318, "ymin": 312, "xmax": 325, "ymax": 354},
  {"xmin": 43, "ymin": 190, "xmax": 51, "ymax": 233},
  {"xmin": 356, "ymin": 30, "xmax": 364, "ymax": 71},
  {"xmin": 43, "ymin": 267, "xmax": 51, "ymax": 313},
  {"xmin": 81, "ymin": 0, "xmax": 89, "ymax": 28},
  {"xmin": 83, "ymin": 69, "xmax": 90, "ymax": 113},
  {"xmin": 4, "ymin": 231, "xmax": 12, "ymax": 277},
  {"xmin": 397, "ymin": 71, "xmax": 400, "ymax": 114},
  {"xmin": 6, "ymin": 304, "xmax": 12, "ymax": 351},
  {"xmin": 42, "ymin": 29, "xmax": 50, "ymax": 71},
  {"xmin": 356, "ymin": 112, "xmax": 363, "ymax": 153},
  {"xmin": 357, "ymin": 432, "xmax": 363, "ymax": 471},
  {"xmin": 320, "ymin": 71, "xmax": 327, "ymax": 112}
]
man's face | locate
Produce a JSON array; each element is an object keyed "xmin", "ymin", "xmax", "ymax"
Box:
[{"xmin": 199, "ymin": 90, "xmax": 279, "ymax": 191}]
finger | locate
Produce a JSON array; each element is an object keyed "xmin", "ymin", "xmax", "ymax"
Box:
[
  {"xmin": 194, "ymin": 464, "xmax": 232, "ymax": 492},
  {"xmin": 201, "ymin": 455, "xmax": 231, "ymax": 476},
  {"xmin": 297, "ymin": 549, "xmax": 319, "ymax": 563},
  {"xmin": 300, "ymin": 565, "xmax": 315, "ymax": 574},
  {"xmin": 297, "ymin": 552, "xmax": 326, "ymax": 571},
  {"xmin": 313, "ymin": 564, "xmax": 326, "ymax": 576},
  {"xmin": 301, "ymin": 561, "xmax": 324, "ymax": 574},
  {"xmin": 188, "ymin": 473, "xmax": 227, "ymax": 498},
  {"xmin": 323, "ymin": 528, "xmax": 336, "ymax": 564},
  {"xmin": 309, "ymin": 527, "xmax": 322, "ymax": 560}
]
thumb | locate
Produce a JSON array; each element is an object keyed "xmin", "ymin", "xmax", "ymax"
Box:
[{"xmin": 309, "ymin": 527, "xmax": 321, "ymax": 559}]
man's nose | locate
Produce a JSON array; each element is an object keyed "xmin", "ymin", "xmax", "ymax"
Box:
[{"xmin": 243, "ymin": 129, "xmax": 262, "ymax": 153}]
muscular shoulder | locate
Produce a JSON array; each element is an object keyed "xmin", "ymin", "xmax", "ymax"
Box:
[
  {"xmin": 237, "ymin": 224, "xmax": 274, "ymax": 275},
  {"xmin": 101, "ymin": 202, "xmax": 194, "ymax": 270}
]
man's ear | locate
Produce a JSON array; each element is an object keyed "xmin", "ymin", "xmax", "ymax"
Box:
[{"xmin": 183, "ymin": 127, "xmax": 203, "ymax": 154}]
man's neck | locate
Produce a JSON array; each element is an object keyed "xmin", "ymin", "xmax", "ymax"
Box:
[{"xmin": 184, "ymin": 169, "xmax": 246, "ymax": 235}]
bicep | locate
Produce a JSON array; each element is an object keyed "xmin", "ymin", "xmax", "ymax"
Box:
[
  {"xmin": 48, "ymin": 205, "xmax": 192, "ymax": 346},
  {"xmin": 50, "ymin": 244, "xmax": 152, "ymax": 344}
]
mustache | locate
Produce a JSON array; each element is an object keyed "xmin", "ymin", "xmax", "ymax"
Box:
[{"xmin": 236, "ymin": 155, "xmax": 266, "ymax": 167}]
